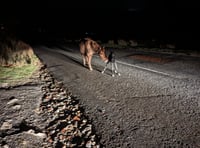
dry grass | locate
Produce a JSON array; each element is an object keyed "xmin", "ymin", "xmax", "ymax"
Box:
[
  {"xmin": 0, "ymin": 36, "xmax": 35, "ymax": 66},
  {"xmin": 0, "ymin": 34, "xmax": 41, "ymax": 86}
]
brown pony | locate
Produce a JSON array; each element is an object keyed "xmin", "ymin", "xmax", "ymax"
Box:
[{"xmin": 79, "ymin": 38, "xmax": 108, "ymax": 71}]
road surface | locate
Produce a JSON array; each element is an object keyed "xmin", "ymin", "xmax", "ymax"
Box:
[{"xmin": 34, "ymin": 43, "xmax": 200, "ymax": 148}]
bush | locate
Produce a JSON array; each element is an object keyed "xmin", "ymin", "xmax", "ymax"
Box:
[{"xmin": 0, "ymin": 35, "xmax": 35, "ymax": 66}]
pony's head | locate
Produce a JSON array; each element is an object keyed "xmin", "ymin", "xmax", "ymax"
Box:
[{"xmin": 98, "ymin": 46, "xmax": 108, "ymax": 63}]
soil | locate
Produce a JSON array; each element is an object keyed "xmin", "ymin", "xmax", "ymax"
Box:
[{"xmin": 1, "ymin": 43, "xmax": 200, "ymax": 148}]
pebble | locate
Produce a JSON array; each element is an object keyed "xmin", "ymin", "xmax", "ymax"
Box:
[
  {"xmin": 0, "ymin": 121, "xmax": 12, "ymax": 130},
  {"xmin": 7, "ymin": 98, "xmax": 19, "ymax": 106},
  {"xmin": 12, "ymin": 105, "xmax": 21, "ymax": 110}
]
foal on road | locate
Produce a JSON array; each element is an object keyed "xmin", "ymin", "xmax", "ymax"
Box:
[{"xmin": 101, "ymin": 51, "xmax": 121, "ymax": 77}]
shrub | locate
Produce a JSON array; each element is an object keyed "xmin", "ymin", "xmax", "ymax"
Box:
[{"xmin": 0, "ymin": 35, "xmax": 35, "ymax": 66}]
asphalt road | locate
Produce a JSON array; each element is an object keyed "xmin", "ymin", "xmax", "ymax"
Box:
[{"xmin": 34, "ymin": 44, "xmax": 200, "ymax": 147}]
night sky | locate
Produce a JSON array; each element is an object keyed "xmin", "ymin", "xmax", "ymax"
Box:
[{"xmin": 1, "ymin": 0, "xmax": 200, "ymax": 44}]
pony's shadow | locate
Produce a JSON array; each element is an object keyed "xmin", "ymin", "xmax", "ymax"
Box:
[
  {"xmin": 63, "ymin": 54, "xmax": 83, "ymax": 67},
  {"xmin": 62, "ymin": 52, "xmax": 109, "ymax": 72}
]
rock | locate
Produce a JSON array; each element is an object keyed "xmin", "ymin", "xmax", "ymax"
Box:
[
  {"xmin": 26, "ymin": 130, "xmax": 47, "ymax": 139},
  {"xmin": 7, "ymin": 98, "xmax": 19, "ymax": 106},
  {"xmin": 2, "ymin": 144, "xmax": 9, "ymax": 148},
  {"xmin": 0, "ymin": 83, "xmax": 9, "ymax": 88},
  {"xmin": 12, "ymin": 105, "xmax": 21, "ymax": 110},
  {"xmin": 0, "ymin": 121, "xmax": 12, "ymax": 130}
]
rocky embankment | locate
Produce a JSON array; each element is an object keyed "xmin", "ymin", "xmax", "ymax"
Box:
[{"xmin": 0, "ymin": 64, "xmax": 101, "ymax": 148}]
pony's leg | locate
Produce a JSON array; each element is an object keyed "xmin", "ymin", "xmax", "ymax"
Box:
[
  {"xmin": 85, "ymin": 56, "xmax": 88, "ymax": 65},
  {"xmin": 88, "ymin": 55, "xmax": 93, "ymax": 71},
  {"xmin": 82, "ymin": 55, "xmax": 86, "ymax": 66}
]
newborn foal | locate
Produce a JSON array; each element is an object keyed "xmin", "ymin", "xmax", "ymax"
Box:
[{"xmin": 101, "ymin": 51, "xmax": 121, "ymax": 77}]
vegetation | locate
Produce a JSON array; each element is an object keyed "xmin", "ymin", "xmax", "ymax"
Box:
[
  {"xmin": 0, "ymin": 33, "xmax": 40, "ymax": 85},
  {"xmin": 0, "ymin": 60, "xmax": 38, "ymax": 84}
]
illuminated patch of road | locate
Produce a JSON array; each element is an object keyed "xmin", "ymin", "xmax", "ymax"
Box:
[
  {"xmin": 47, "ymin": 48, "xmax": 183, "ymax": 79},
  {"xmin": 116, "ymin": 60, "xmax": 173, "ymax": 77}
]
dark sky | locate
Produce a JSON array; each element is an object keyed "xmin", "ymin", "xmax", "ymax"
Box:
[
  {"xmin": 1, "ymin": 0, "xmax": 199, "ymax": 22},
  {"xmin": 1, "ymin": 0, "xmax": 200, "ymax": 40}
]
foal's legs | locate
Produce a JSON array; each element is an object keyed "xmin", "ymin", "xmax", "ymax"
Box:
[
  {"xmin": 101, "ymin": 63, "xmax": 109, "ymax": 74},
  {"xmin": 111, "ymin": 62, "xmax": 121, "ymax": 77},
  {"xmin": 111, "ymin": 62, "xmax": 115, "ymax": 77},
  {"xmin": 114, "ymin": 62, "xmax": 118, "ymax": 73},
  {"xmin": 114, "ymin": 62, "xmax": 121, "ymax": 76}
]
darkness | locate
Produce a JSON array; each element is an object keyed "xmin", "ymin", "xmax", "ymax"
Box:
[{"xmin": 1, "ymin": 0, "xmax": 200, "ymax": 49}]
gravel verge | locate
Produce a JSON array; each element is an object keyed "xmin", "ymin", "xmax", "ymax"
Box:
[{"xmin": 0, "ymin": 64, "xmax": 102, "ymax": 148}]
